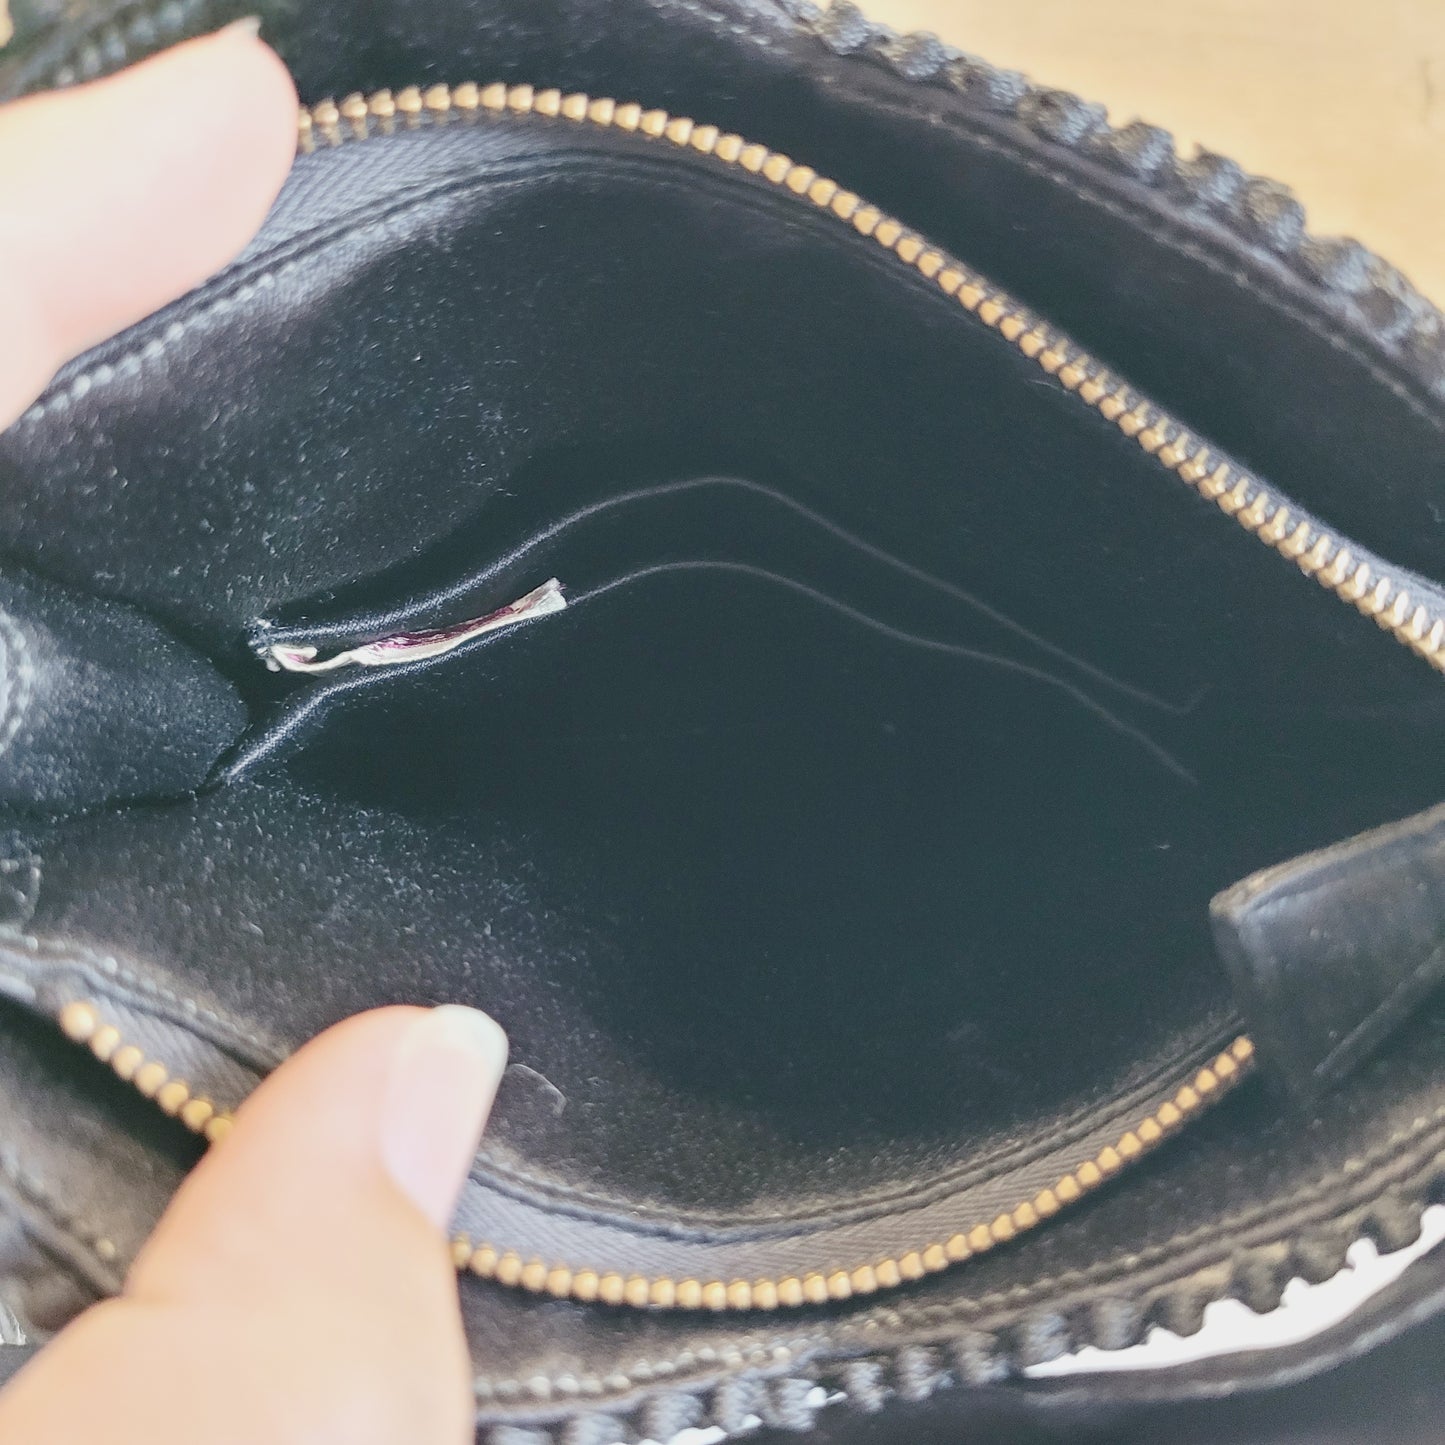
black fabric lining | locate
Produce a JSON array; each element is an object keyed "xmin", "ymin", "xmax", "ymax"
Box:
[
  {"xmin": 240, "ymin": 470, "xmax": 1208, "ymax": 789},
  {"xmin": 0, "ymin": 117, "xmax": 1435, "ymax": 1225},
  {"xmin": 467, "ymin": 1013, "xmax": 1234, "ymax": 1227},
  {"xmin": 257, "ymin": 475, "xmax": 1185, "ymax": 713}
]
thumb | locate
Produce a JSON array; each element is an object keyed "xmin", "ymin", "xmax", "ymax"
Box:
[
  {"xmin": 0, "ymin": 20, "xmax": 298, "ymax": 429},
  {"xmin": 0, "ymin": 1005, "xmax": 508, "ymax": 1445}
]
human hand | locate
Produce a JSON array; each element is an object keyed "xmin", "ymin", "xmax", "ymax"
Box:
[
  {"xmin": 0, "ymin": 30, "xmax": 512, "ymax": 1443},
  {"xmin": 0, "ymin": 1004, "xmax": 509, "ymax": 1445},
  {"xmin": 0, "ymin": 19, "xmax": 295, "ymax": 427}
]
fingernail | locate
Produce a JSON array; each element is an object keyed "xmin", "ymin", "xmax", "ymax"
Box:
[
  {"xmin": 217, "ymin": 15, "xmax": 263, "ymax": 41},
  {"xmin": 380, "ymin": 1005, "xmax": 509, "ymax": 1228}
]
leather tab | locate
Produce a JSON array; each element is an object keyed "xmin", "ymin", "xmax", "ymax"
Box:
[{"xmin": 1212, "ymin": 801, "xmax": 1445, "ymax": 1098}]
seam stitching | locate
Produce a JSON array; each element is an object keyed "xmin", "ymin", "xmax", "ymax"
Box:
[
  {"xmin": 793, "ymin": 2, "xmax": 1445, "ymax": 402},
  {"xmin": 10, "ymin": 934, "xmax": 273, "ymax": 1055},
  {"xmin": 0, "ymin": 852, "xmax": 41, "ymax": 933},
  {"xmin": 0, "ymin": 610, "xmax": 33, "ymax": 763},
  {"xmin": 467, "ymin": 1097, "xmax": 1445, "ymax": 1396},
  {"xmin": 468, "ymin": 1018, "xmax": 1232, "ymax": 1230},
  {"xmin": 0, "ymin": 1144, "xmax": 124, "ymax": 1282},
  {"xmin": 845, "ymin": 97, "xmax": 1445, "ymax": 438}
]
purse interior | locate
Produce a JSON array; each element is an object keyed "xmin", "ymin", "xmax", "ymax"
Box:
[{"xmin": 2, "ymin": 99, "xmax": 1445, "ymax": 1306}]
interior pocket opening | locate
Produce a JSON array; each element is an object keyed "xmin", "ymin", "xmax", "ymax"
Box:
[{"xmin": 232, "ymin": 452, "xmax": 1445, "ymax": 1233}]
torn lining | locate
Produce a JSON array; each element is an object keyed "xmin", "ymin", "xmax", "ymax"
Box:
[{"xmin": 263, "ymin": 578, "xmax": 567, "ymax": 674}]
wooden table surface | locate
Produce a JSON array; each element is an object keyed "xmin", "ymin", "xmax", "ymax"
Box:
[{"xmin": 861, "ymin": 0, "xmax": 1445, "ymax": 307}]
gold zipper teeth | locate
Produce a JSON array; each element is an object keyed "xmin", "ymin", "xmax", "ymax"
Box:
[
  {"xmin": 446, "ymin": 1037, "xmax": 1254, "ymax": 1310},
  {"xmin": 53, "ymin": 992, "xmax": 1253, "ymax": 1308},
  {"xmin": 297, "ymin": 82, "xmax": 1445, "ymax": 673},
  {"xmin": 58, "ymin": 1000, "xmax": 234, "ymax": 1144}
]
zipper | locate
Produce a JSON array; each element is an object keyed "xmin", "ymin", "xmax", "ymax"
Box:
[
  {"xmin": 450, "ymin": 1036, "xmax": 1255, "ymax": 1310},
  {"xmin": 54, "ymin": 989, "xmax": 1255, "ymax": 1309},
  {"xmin": 46, "ymin": 81, "xmax": 1442, "ymax": 1313},
  {"xmin": 57, "ymin": 1000, "xmax": 235, "ymax": 1144}
]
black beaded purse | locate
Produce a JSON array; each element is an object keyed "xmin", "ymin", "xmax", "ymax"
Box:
[{"xmin": 3, "ymin": 4, "xmax": 1445, "ymax": 1442}]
